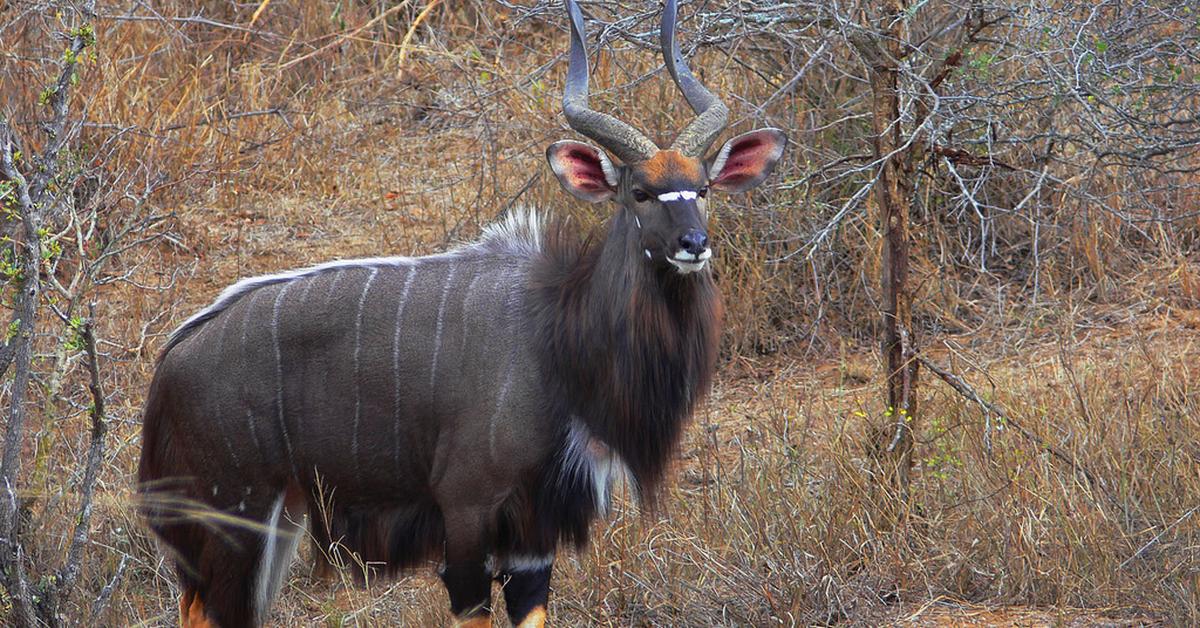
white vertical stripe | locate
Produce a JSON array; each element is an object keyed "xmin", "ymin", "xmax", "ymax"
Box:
[
  {"xmin": 241, "ymin": 286, "xmax": 261, "ymax": 348},
  {"xmin": 241, "ymin": 290, "xmax": 266, "ymax": 459},
  {"xmin": 458, "ymin": 270, "xmax": 484, "ymax": 357},
  {"xmin": 324, "ymin": 269, "xmax": 344, "ymax": 305},
  {"xmin": 351, "ymin": 268, "xmax": 378, "ymax": 484},
  {"xmin": 253, "ymin": 492, "xmax": 301, "ymax": 621},
  {"xmin": 253, "ymin": 493, "xmax": 284, "ymax": 616},
  {"xmin": 211, "ymin": 310, "xmax": 242, "ymax": 469},
  {"xmin": 294, "ymin": 273, "xmax": 318, "ymax": 307},
  {"xmin": 429, "ymin": 263, "xmax": 459, "ymax": 391},
  {"xmin": 392, "ymin": 265, "xmax": 418, "ymax": 477},
  {"xmin": 488, "ymin": 355, "xmax": 516, "ymax": 463},
  {"xmin": 487, "ymin": 267, "xmax": 524, "ymax": 462},
  {"xmin": 245, "ymin": 409, "xmax": 265, "ymax": 468},
  {"xmin": 291, "ymin": 277, "xmax": 318, "ymax": 433},
  {"xmin": 271, "ymin": 283, "xmax": 299, "ymax": 478}
]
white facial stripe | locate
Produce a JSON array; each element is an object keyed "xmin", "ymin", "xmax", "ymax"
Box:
[{"xmin": 657, "ymin": 190, "xmax": 698, "ymax": 202}]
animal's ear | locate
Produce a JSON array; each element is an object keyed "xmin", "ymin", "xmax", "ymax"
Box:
[
  {"xmin": 706, "ymin": 129, "xmax": 787, "ymax": 194},
  {"xmin": 547, "ymin": 141, "xmax": 619, "ymax": 203}
]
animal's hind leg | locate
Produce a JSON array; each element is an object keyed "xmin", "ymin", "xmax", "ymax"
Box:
[
  {"xmin": 179, "ymin": 586, "xmax": 216, "ymax": 628},
  {"xmin": 176, "ymin": 526, "xmax": 264, "ymax": 628},
  {"xmin": 161, "ymin": 492, "xmax": 293, "ymax": 628}
]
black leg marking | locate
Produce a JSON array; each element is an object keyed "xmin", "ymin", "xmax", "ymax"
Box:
[
  {"xmin": 440, "ymin": 560, "xmax": 492, "ymax": 618},
  {"xmin": 501, "ymin": 564, "xmax": 551, "ymax": 626}
]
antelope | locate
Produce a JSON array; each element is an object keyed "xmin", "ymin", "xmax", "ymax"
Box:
[{"xmin": 137, "ymin": 0, "xmax": 785, "ymax": 626}]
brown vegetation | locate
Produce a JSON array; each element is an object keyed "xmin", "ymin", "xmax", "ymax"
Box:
[{"xmin": 0, "ymin": 0, "xmax": 1196, "ymax": 625}]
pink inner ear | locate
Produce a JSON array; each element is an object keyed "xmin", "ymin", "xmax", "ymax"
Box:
[
  {"xmin": 712, "ymin": 135, "xmax": 774, "ymax": 188},
  {"xmin": 563, "ymin": 147, "xmax": 609, "ymax": 194}
]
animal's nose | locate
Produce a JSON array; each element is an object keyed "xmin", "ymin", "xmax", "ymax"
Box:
[{"xmin": 678, "ymin": 229, "xmax": 708, "ymax": 255}]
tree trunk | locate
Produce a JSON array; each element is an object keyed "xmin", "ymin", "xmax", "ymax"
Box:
[{"xmin": 851, "ymin": 0, "xmax": 920, "ymax": 501}]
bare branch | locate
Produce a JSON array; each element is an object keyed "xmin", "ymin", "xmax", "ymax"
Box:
[{"xmin": 55, "ymin": 308, "xmax": 109, "ymax": 605}]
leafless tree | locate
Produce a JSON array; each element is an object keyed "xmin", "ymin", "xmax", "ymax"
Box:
[{"xmin": 0, "ymin": 2, "xmax": 171, "ymax": 624}]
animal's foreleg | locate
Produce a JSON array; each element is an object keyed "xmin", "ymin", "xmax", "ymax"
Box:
[
  {"xmin": 440, "ymin": 510, "xmax": 493, "ymax": 628},
  {"xmin": 501, "ymin": 561, "xmax": 552, "ymax": 628},
  {"xmin": 441, "ymin": 559, "xmax": 493, "ymax": 627}
]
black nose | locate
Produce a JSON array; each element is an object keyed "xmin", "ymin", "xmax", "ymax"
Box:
[{"xmin": 678, "ymin": 229, "xmax": 708, "ymax": 255}]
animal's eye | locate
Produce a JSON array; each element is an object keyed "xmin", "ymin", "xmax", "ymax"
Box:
[
  {"xmin": 698, "ymin": 186, "xmax": 709, "ymax": 198},
  {"xmin": 632, "ymin": 189, "xmax": 650, "ymax": 203}
]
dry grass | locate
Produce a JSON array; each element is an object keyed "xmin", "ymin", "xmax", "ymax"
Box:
[{"xmin": 1, "ymin": 1, "xmax": 1197, "ymax": 625}]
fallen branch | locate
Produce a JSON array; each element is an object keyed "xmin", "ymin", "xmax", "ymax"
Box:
[
  {"xmin": 157, "ymin": 107, "xmax": 291, "ymax": 133},
  {"xmin": 917, "ymin": 355, "xmax": 1111, "ymax": 499}
]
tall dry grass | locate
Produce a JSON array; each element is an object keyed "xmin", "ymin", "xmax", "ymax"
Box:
[{"xmin": 0, "ymin": 0, "xmax": 1196, "ymax": 625}]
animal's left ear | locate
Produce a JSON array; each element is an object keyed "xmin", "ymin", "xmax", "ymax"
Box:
[{"xmin": 706, "ymin": 129, "xmax": 787, "ymax": 194}]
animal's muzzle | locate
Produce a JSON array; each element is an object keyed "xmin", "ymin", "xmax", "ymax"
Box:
[
  {"xmin": 678, "ymin": 229, "xmax": 708, "ymax": 256},
  {"xmin": 668, "ymin": 229, "xmax": 712, "ymax": 274}
]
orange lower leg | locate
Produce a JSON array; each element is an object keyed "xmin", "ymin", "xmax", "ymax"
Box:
[
  {"xmin": 515, "ymin": 606, "xmax": 547, "ymax": 628},
  {"xmin": 181, "ymin": 591, "xmax": 216, "ymax": 628},
  {"xmin": 179, "ymin": 590, "xmax": 195, "ymax": 628}
]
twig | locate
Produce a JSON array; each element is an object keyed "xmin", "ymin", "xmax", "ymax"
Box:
[
  {"xmin": 90, "ymin": 553, "xmax": 128, "ymax": 620},
  {"xmin": 29, "ymin": 0, "xmax": 96, "ymax": 205},
  {"xmin": 279, "ymin": 0, "xmax": 415, "ymax": 70},
  {"xmin": 102, "ymin": 11, "xmax": 271, "ymax": 35},
  {"xmin": 498, "ymin": 171, "xmax": 542, "ymax": 219},
  {"xmin": 397, "ymin": 0, "xmax": 443, "ymax": 79},
  {"xmin": 1118, "ymin": 506, "xmax": 1197, "ymax": 570},
  {"xmin": 56, "ymin": 308, "xmax": 110, "ymax": 603},
  {"xmin": 157, "ymin": 107, "xmax": 291, "ymax": 133},
  {"xmin": 752, "ymin": 39, "xmax": 830, "ymax": 116},
  {"xmin": 248, "ymin": 0, "xmax": 272, "ymax": 27}
]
